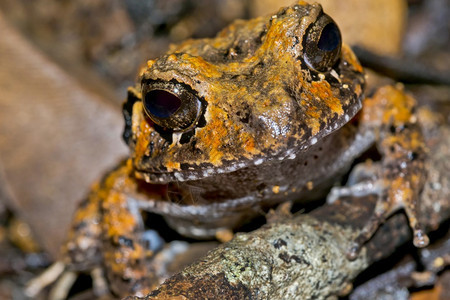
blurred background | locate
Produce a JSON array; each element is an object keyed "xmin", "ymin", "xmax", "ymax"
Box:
[
  {"xmin": 1, "ymin": 0, "xmax": 448, "ymax": 99},
  {"xmin": 0, "ymin": 0, "xmax": 448, "ymax": 299}
]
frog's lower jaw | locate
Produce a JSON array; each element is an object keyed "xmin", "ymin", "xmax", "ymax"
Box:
[
  {"xmin": 164, "ymin": 208, "xmax": 257, "ymax": 239},
  {"xmin": 156, "ymin": 182, "xmax": 332, "ymax": 239},
  {"xmin": 133, "ymin": 191, "xmax": 262, "ymax": 239}
]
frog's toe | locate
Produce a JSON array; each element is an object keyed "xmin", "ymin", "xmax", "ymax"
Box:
[
  {"xmin": 25, "ymin": 261, "xmax": 65, "ymax": 298},
  {"xmin": 48, "ymin": 267, "xmax": 110, "ymax": 299},
  {"xmin": 48, "ymin": 270, "xmax": 77, "ymax": 300},
  {"xmin": 413, "ymin": 229, "xmax": 430, "ymax": 248},
  {"xmin": 25, "ymin": 262, "xmax": 111, "ymax": 299},
  {"xmin": 327, "ymin": 161, "xmax": 383, "ymax": 205},
  {"xmin": 90, "ymin": 267, "xmax": 110, "ymax": 297},
  {"xmin": 326, "ymin": 181, "xmax": 382, "ymax": 204},
  {"xmin": 327, "ymin": 175, "xmax": 430, "ymax": 260},
  {"xmin": 405, "ymin": 207, "xmax": 429, "ymax": 248},
  {"xmin": 346, "ymin": 161, "xmax": 381, "ymax": 186},
  {"xmin": 396, "ymin": 182, "xmax": 430, "ymax": 249},
  {"xmin": 345, "ymin": 191, "xmax": 430, "ymax": 260}
]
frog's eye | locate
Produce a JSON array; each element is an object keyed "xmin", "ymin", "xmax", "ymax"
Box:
[
  {"xmin": 142, "ymin": 81, "xmax": 202, "ymax": 132},
  {"xmin": 303, "ymin": 14, "xmax": 341, "ymax": 72}
]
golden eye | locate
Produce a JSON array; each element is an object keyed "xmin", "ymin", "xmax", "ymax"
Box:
[
  {"xmin": 142, "ymin": 81, "xmax": 202, "ymax": 132},
  {"xmin": 303, "ymin": 14, "xmax": 342, "ymax": 72}
]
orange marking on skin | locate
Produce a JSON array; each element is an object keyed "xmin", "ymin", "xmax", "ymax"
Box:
[
  {"xmin": 138, "ymin": 65, "xmax": 148, "ymax": 77},
  {"xmin": 134, "ymin": 120, "xmax": 152, "ymax": 161},
  {"xmin": 103, "ymin": 242, "xmax": 146, "ymax": 275},
  {"xmin": 146, "ymin": 60, "xmax": 155, "ymax": 69},
  {"xmin": 272, "ymin": 186, "xmax": 280, "ymax": 194},
  {"xmin": 209, "ymin": 149, "xmax": 224, "ymax": 165},
  {"xmin": 165, "ymin": 160, "xmax": 181, "ymax": 171},
  {"xmin": 362, "ymin": 86, "xmax": 417, "ymax": 129},
  {"xmin": 341, "ymin": 44, "xmax": 363, "ymax": 73},
  {"xmin": 354, "ymin": 84, "xmax": 362, "ymax": 98},
  {"xmin": 390, "ymin": 177, "xmax": 413, "ymax": 208},
  {"xmin": 409, "ymin": 131, "xmax": 425, "ymax": 150},
  {"xmin": 306, "ymin": 118, "xmax": 321, "ymax": 135},
  {"xmin": 255, "ymin": 17, "xmax": 301, "ymax": 59},
  {"xmin": 103, "ymin": 192, "xmax": 137, "ymax": 238},
  {"xmin": 262, "ymin": 98, "xmax": 272, "ymax": 107},
  {"xmin": 383, "ymin": 130, "xmax": 424, "ymax": 153},
  {"xmin": 301, "ymin": 96, "xmax": 321, "ymax": 135},
  {"xmin": 380, "ymin": 87, "xmax": 414, "ymax": 125},
  {"xmin": 167, "ymin": 54, "xmax": 178, "ymax": 63},
  {"xmin": 239, "ymin": 131, "xmax": 258, "ymax": 155},
  {"xmin": 72, "ymin": 185, "xmax": 101, "ymax": 225},
  {"xmin": 295, "ymin": 0, "xmax": 310, "ymax": 6},
  {"xmin": 196, "ymin": 106, "xmax": 230, "ymax": 165},
  {"xmin": 179, "ymin": 54, "xmax": 223, "ymax": 78},
  {"xmin": 311, "ymin": 81, "xmax": 344, "ymax": 115}
]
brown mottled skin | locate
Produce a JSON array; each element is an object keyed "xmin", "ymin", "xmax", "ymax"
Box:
[{"xmin": 36, "ymin": 1, "xmax": 429, "ymax": 297}]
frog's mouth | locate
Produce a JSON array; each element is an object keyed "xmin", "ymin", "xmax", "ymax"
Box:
[{"xmin": 133, "ymin": 155, "xmax": 264, "ymax": 184}]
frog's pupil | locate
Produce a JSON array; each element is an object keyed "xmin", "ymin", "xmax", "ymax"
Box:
[
  {"xmin": 145, "ymin": 90, "xmax": 182, "ymax": 118},
  {"xmin": 317, "ymin": 22, "xmax": 340, "ymax": 52}
]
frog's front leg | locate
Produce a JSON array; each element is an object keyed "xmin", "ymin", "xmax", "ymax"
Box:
[
  {"xmin": 26, "ymin": 180, "xmax": 105, "ymax": 298},
  {"xmin": 27, "ymin": 160, "xmax": 164, "ymax": 298},
  {"xmin": 99, "ymin": 162, "xmax": 162, "ymax": 297},
  {"xmin": 328, "ymin": 85, "xmax": 430, "ymax": 260}
]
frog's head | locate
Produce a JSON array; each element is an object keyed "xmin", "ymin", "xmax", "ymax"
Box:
[{"xmin": 123, "ymin": 2, "xmax": 364, "ymax": 184}]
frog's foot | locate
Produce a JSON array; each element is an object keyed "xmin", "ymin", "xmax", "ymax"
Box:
[
  {"xmin": 25, "ymin": 261, "xmax": 66, "ymax": 298},
  {"xmin": 25, "ymin": 262, "xmax": 109, "ymax": 299},
  {"xmin": 327, "ymin": 162, "xmax": 429, "ymax": 260},
  {"xmin": 25, "ymin": 230, "xmax": 164, "ymax": 299}
]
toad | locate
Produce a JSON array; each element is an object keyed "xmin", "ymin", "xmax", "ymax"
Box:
[{"xmin": 27, "ymin": 1, "xmax": 430, "ymax": 297}]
